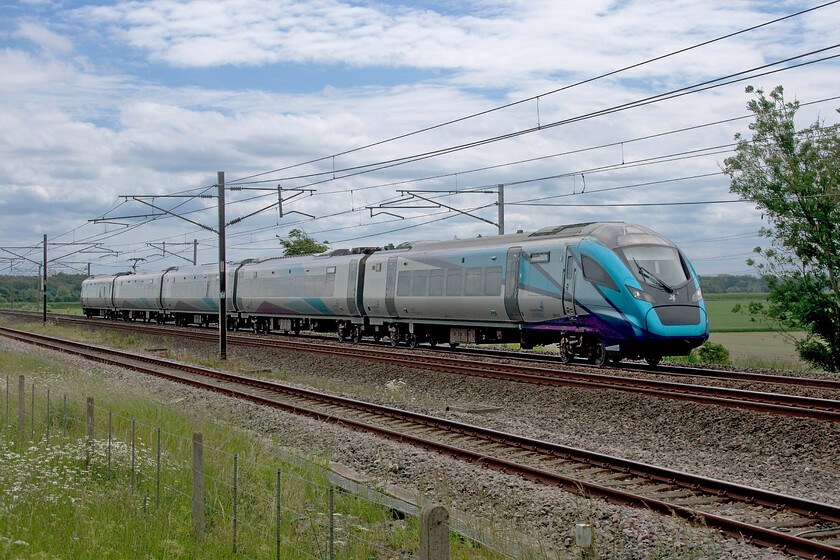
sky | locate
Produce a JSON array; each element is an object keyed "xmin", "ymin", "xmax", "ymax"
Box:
[{"xmin": 1, "ymin": 0, "xmax": 839, "ymax": 277}]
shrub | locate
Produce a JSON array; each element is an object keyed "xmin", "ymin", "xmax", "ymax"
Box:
[{"xmin": 695, "ymin": 342, "xmax": 730, "ymax": 365}]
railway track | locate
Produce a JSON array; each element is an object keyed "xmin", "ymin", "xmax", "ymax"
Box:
[
  {"xmin": 1, "ymin": 324, "xmax": 838, "ymax": 559},
  {"xmin": 5, "ymin": 309, "xmax": 837, "ymax": 389},
  {"xmin": 4, "ymin": 310, "xmax": 840, "ymax": 422}
]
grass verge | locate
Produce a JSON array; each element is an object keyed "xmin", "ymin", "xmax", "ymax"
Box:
[{"xmin": 0, "ymin": 348, "xmax": 521, "ymax": 560}]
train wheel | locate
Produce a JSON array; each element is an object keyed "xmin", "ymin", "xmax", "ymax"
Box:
[
  {"xmin": 407, "ymin": 334, "xmax": 418, "ymax": 349},
  {"xmin": 558, "ymin": 338, "xmax": 571, "ymax": 363},
  {"xmin": 589, "ymin": 339, "xmax": 607, "ymax": 367},
  {"xmin": 428, "ymin": 337, "xmax": 437, "ymax": 348},
  {"xmin": 645, "ymin": 354, "xmax": 661, "ymax": 367},
  {"xmin": 351, "ymin": 327, "xmax": 362, "ymax": 344},
  {"xmin": 337, "ymin": 325, "xmax": 347, "ymax": 341}
]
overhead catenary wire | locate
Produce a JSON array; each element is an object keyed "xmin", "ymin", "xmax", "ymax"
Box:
[
  {"xmin": 20, "ymin": 6, "xmax": 840, "ymax": 273},
  {"xmin": 227, "ymin": 0, "xmax": 840, "ymax": 185},
  {"xmin": 227, "ymin": 44, "xmax": 840, "ymax": 189},
  {"xmin": 56, "ymin": 45, "xmax": 840, "ymax": 244}
]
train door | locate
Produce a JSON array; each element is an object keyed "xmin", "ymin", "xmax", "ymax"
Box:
[
  {"xmin": 346, "ymin": 259, "xmax": 359, "ymax": 316},
  {"xmin": 384, "ymin": 256, "xmax": 398, "ymax": 317},
  {"xmin": 355, "ymin": 256, "xmax": 369, "ymax": 316},
  {"xmin": 563, "ymin": 252, "xmax": 577, "ymax": 316},
  {"xmin": 504, "ymin": 247, "xmax": 523, "ymax": 322}
]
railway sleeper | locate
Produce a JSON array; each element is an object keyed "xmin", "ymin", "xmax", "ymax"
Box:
[
  {"xmin": 669, "ymin": 495, "xmax": 728, "ymax": 507},
  {"xmin": 760, "ymin": 519, "xmax": 818, "ymax": 529},
  {"xmin": 598, "ymin": 478, "xmax": 648, "ymax": 488},
  {"xmin": 644, "ymin": 488, "xmax": 697, "ymax": 499}
]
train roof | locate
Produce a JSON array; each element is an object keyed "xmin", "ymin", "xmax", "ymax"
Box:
[
  {"xmin": 385, "ymin": 222, "xmax": 676, "ymax": 252},
  {"xmin": 84, "ymin": 223, "xmax": 678, "ymax": 281}
]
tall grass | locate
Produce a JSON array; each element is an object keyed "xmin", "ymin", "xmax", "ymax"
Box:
[{"xmin": 0, "ymin": 350, "xmax": 536, "ymax": 560}]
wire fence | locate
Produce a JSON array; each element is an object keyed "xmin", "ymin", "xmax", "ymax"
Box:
[{"xmin": 1, "ymin": 374, "xmax": 564, "ymax": 560}]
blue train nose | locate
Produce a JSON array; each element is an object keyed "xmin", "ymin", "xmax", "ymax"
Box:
[{"xmin": 645, "ymin": 305, "xmax": 708, "ymax": 337}]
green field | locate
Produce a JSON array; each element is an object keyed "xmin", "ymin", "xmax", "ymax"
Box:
[
  {"xmin": 704, "ymin": 292, "xmax": 774, "ymax": 333},
  {"xmin": 702, "ymin": 293, "xmax": 809, "ymax": 369}
]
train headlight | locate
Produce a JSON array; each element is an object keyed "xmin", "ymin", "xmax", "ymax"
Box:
[
  {"xmin": 691, "ymin": 287, "xmax": 703, "ymax": 303},
  {"xmin": 626, "ymin": 285, "xmax": 655, "ymax": 303}
]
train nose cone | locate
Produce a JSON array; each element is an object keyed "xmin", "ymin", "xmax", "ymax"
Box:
[{"xmin": 645, "ymin": 306, "xmax": 708, "ymax": 336}]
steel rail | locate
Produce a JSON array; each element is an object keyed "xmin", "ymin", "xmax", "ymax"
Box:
[
  {"xmin": 4, "ymin": 310, "xmax": 840, "ymax": 421},
  {"xmin": 449, "ymin": 344, "xmax": 840, "ymax": 390},
  {"xmin": 1, "ymin": 325, "xmax": 839, "ymax": 559},
  {"xmin": 7, "ymin": 308, "xmax": 838, "ymax": 388}
]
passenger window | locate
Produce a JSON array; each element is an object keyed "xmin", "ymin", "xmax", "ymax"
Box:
[
  {"xmin": 314, "ymin": 275, "xmax": 326, "ymax": 296},
  {"xmin": 397, "ymin": 271, "xmax": 411, "ymax": 296},
  {"xmin": 428, "ymin": 270, "xmax": 444, "ymax": 296},
  {"xmin": 581, "ymin": 255, "xmax": 618, "ymax": 291},
  {"xmin": 465, "ymin": 268, "xmax": 482, "ymax": 296},
  {"xmin": 446, "ymin": 269, "xmax": 462, "ymax": 296},
  {"xmin": 484, "ymin": 266, "xmax": 502, "ymax": 296},
  {"xmin": 412, "ymin": 271, "xmax": 428, "ymax": 296},
  {"xmin": 325, "ymin": 273, "xmax": 335, "ymax": 296}
]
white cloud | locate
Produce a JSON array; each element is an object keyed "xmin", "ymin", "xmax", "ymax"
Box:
[
  {"xmin": 73, "ymin": 0, "xmax": 817, "ymax": 91},
  {"xmin": 1, "ymin": 1, "xmax": 839, "ymax": 274},
  {"xmin": 13, "ymin": 20, "xmax": 73, "ymax": 53},
  {"xmin": 0, "ymin": 49, "xmax": 76, "ymax": 91}
]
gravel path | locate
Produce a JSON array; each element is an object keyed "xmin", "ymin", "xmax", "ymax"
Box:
[{"xmin": 5, "ymin": 324, "xmax": 838, "ymax": 559}]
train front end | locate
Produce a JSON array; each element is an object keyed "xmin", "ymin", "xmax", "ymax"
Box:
[{"xmin": 593, "ymin": 224, "xmax": 709, "ymax": 364}]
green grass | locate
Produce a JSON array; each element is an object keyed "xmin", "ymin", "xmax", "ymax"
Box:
[
  {"xmin": 699, "ymin": 293, "xmax": 811, "ymax": 370},
  {"xmin": 703, "ymin": 293, "xmax": 776, "ymax": 333},
  {"xmin": 0, "ymin": 345, "xmax": 548, "ymax": 560},
  {"xmin": 3, "ymin": 302, "xmax": 83, "ymax": 315}
]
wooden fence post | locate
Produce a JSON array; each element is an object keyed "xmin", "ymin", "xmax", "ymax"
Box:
[
  {"xmin": 192, "ymin": 431, "xmax": 205, "ymax": 539},
  {"xmin": 420, "ymin": 503, "xmax": 449, "ymax": 560},
  {"xmin": 17, "ymin": 375, "xmax": 25, "ymax": 442},
  {"xmin": 85, "ymin": 397, "xmax": 94, "ymax": 466}
]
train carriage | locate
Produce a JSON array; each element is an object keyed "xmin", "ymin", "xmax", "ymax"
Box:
[
  {"xmin": 161, "ymin": 264, "xmax": 222, "ymax": 326},
  {"xmin": 80, "ymin": 221, "xmax": 709, "ymax": 366},
  {"xmin": 362, "ymin": 239, "xmax": 517, "ymax": 346},
  {"xmin": 112, "ymin": 270, "xmax": 167, "ymax": 322},
  {"xmin": 231, "ymin": 251, "xmax": 368, "ymax": 336},
  {"xmin": 80, "ymin": 273, "xmax": 128, "ymax": 319}
]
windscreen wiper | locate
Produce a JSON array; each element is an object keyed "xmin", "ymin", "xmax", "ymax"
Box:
[{"xmin": 633, "ymin": 259, "xmax": 674, "ymax": 293}]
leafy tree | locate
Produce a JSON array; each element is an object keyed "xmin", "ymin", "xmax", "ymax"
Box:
[
  {"xmin": 276, "ymin": 229, "xmax": 328, "ymax": 256},
  {"xmin": 698, "ymin": 274, "xmax": 767, "ymax": 293},
  {"xmin": 0, "ymin": 273, "xmax": 85, "ymax": 304},
  {"xmin": 723, "ymin": 85, "xmax": 840, "ymax": 371}
]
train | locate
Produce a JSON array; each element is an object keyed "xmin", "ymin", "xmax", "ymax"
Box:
[{"xmin": 80, "ymin": 221, "xmax": 709, "ymax": 366}]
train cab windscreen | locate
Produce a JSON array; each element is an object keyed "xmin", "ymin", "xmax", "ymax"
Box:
[{"xmin": 617, "ymin": 245, "xmax": 690, "ymax": 289}]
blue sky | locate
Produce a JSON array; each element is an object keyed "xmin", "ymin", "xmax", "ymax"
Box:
[{"xmin": 1, "ymin": 0, "xmax": 839, "ymax": 276}]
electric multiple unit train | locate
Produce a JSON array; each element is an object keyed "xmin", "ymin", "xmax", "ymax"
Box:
[{"xmin": 81, "ymin": 222, "xmax": 709, "ymax": 366}]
